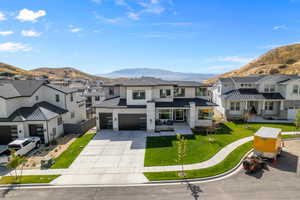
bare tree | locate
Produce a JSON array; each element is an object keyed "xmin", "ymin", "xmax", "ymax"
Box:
[
  {"xmin": 176, "ymin": 133, "xmax": 187, "ymax": 178},
  {"xmin": 6, "ymin": 150, "xmax": 26, "ymax": 184}
]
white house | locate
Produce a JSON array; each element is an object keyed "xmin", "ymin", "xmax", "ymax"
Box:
[
  {"xmin": 94, "ymin": 78, "xmax": 217, "ymax": 132},
  {"xmin": 0, "ymin": 80, "xmax": 87, "ymax": 145},
  {"xmin": 211, "ymin": 74, "xmax": 300, "ymax": 121}
]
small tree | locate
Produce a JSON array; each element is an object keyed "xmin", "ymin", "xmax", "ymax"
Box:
[
  {"xmin": 176, "ymin": 133, "xmax": 187, "ymax": 178},
  {"xmin": 295, "ymin": 108, "xmax": 300, "ymax": 129},
  {"xmin": 6, "ymin": 150, "xmax": 26, "ymax": 184}
]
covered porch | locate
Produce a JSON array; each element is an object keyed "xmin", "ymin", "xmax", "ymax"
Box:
[{"xmin": 227, "ymin": 99, "xmax": 286, "ymax": 120}]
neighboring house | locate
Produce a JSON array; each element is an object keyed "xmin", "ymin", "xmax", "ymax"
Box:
[
  {"xmin": 212, "ymin": 74, "xmax": 300, "ymax": 121},
  {"xmin": 0, "ymin": 80, "xmax": 87, "ymax": 145},
  {"xmin": 94, "ymin": 78, "xmax": 217, "ymax": 132},
  {"xmin": 82, "ymin": 86, "xmax": 106, "ymax": 118}
]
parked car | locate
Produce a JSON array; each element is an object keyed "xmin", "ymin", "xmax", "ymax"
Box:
[{"xmin": 8, "ymin": 137, "xmax": 41, "ymax": 156}]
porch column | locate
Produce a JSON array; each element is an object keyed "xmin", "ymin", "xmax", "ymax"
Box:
[
  {"xmin": 280, "ymin": 100, "xmax": 284, "ymax": 110},
  {"xmin": 112, "ymin": 109, "xmax": 119, "ymax": 131},
  {"xmin": 146, "ymin": 101, "xmax": 155, "ymax": 132},
  {"xmin": 17, "ymin": 123, "xmax": 26, "ymax": 138},
  {"xmin": 245, "ymin": 101, "xmax": 248, "ymax": 111},
  {"xmin": 189, "ymin": 102, "xmax": 196, "ymax": 128}
]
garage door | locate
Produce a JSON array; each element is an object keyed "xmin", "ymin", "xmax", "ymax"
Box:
[
  {"xmin": 99, "ymin": 113, "xmax": 113, "ymax": 129},
  {"xmin": 118, "ymin": 114, "xmax": 146, "ymax": 130},
  {"xmin": 288, "ymin": 107, "xmax": 299, "ymax": 120},
  {"xmin": 0, "ymin": 126, "xmax": 17, "ymax": 145}
]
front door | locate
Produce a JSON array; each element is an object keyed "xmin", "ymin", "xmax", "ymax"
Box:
[{"xmin": 174, "ymin": 109, "xmax": 185, "ymax": 121}]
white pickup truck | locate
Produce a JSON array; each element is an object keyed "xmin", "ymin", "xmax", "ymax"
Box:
[{"xmin": 0, "ymin": 137, "xmax": 41, "ymax": 165}]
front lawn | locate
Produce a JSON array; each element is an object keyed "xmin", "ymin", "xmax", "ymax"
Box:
[
  {"xmin": 144, "ymin": 141, "xmax": 253, "ymax": 181},
  {"xmin": 144, "ymin": 122, "xmax": 297, "ymax": 167},
  {"xmin": 0, "ymin": 175, "xmax": 60, "ymax": 184},
  {"xmin": 51, "ymin": 133, "xmax": 95, "ymax": 169}
]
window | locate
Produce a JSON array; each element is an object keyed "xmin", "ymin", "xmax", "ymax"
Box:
[
  {"xmin": 264, "ymin": 84, "xmax": 276, "ymax": 93},
  {"xmin": 22, "ymin": 140, "xmax": 31, "ymax": 147},
  {"xmin": 132, "ymin": 90, "xmax": 146, "ymax": 100},
  {"xmin": 174, "ymin": 88, "xmax": 185, "ymax": 97},
  {"xmin": 230, "ymin": 102, "xmax": 240, "ymax": 111},
  {"xmin": 55, "ymin": 94, "xmax": 60, "ymax": 102},
  {"xmin": 71, "ymin": 111, "xmax": 75, "ymax": 119},
  {"xmin": 57, "ymin": 116, "xmax": 63, "ymax": 126},
  {"xmin": 95, "ymin": 96, "xmax": 100, "ymax": 101},
  {"xmin": 35, "ymin": 96, "xmax": 39, "ymax": 101},
  {"xmin": 198, "ymin": 109, "xmax": 213, "ymax": 120},
  {"xmin": 158, "ymin": 109, "xmax": 172, "ymax": 120},
  {"xmin": 109, "ymin": 87, "xmax": 114, "ymax": 96},
  {"xmin": 265, "ymin": 102, "xmax": 274, "ymax": 111},
  {"xmin": 70, "ymin": 93, "xmax": 74, "ymax": 102},
  {"xmin": 160, "ymin": 89, "xmax": 171, "ymax": 98},
  {"xmin": 196, "ymin": 87, "xmax": 208, "ymax": 96},
  {"xmin": 293, "ymin": 85, "xmax": 299, "ymax": 94}
]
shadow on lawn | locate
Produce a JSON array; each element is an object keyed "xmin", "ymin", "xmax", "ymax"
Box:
[{"xmin": 146, "ymin": 135, "xmax": 196, "ymax": 148}]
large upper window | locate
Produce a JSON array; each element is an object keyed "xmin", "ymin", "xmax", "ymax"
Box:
[
  {"xmin": 160, "ymin": 89, "xmax": 171, "ymax": 98},
  {"xmin": 264, "ymin": 84, "xmax": 276, "ymax": 93},
  {"xmin": 198, "ymin": 109, "xmax": 213, "ymax": 120},
  {"xmin": 230, "ymin": 102, "xmax": 240, "ymax": 111},
  {"xmin": 132, "ymin": 90, "xmax": 146, "ymax": 100},
  {"xmin": 293, "ymin": 85, "xmax": 300, "ymax": 94},
  {"xmin": 196, "ymin": 87, "xmax": 208, "ymax": 96},
  {"xmin": 158, "ymin": 109, "xmax": 172, "ymax": 120},
  {"xmin": 265, "ymin": 102, "xmax": 274, "ymax": 111},
  {"xmin": 174, "ymin": 87, "xmax": 185, "ymax": 97}
]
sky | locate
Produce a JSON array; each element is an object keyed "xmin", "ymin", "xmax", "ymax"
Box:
[{"xmin": 0, "ymin": 0, "xmax": 300, "ymax": 75}]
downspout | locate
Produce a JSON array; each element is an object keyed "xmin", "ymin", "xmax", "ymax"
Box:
[{"xmin": 46, "ymin": 120, "xmax": 50, "ymax": 145}]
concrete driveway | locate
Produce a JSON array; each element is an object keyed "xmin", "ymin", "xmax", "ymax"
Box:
[
  {"xmin": 70, "ymin": 130, "xmax": 146, "ymax": 169},
  {"xmin": 52, "ymin": 130, "xmax": 148, "ymax": 185}
]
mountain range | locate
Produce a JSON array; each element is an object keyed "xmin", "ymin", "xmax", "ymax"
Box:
[{"xmin": 100, "ymin": 68, "xmax": 216, "ymax": 81}]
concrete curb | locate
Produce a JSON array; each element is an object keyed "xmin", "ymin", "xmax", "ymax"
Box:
[
  {"xmin": 146, "ymin": 149, "xmax": 254, "ymax": 184},
  {"xmin": 0, "ymin": 138, "xmax": 299, "ymax": 189}
]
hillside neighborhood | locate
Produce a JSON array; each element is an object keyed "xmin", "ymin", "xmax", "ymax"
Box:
[{"xmin": 1, "ymin": 1, "xmax": 300, "ymax": 199}]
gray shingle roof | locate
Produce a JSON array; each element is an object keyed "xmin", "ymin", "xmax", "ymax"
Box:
[
  {"xmin": 219, "ymin": 75, "xmax": 300, "ymax": 84},
  {"xmin": 0, "ymin": 80, "xmax": 45, "ymax": 99},
  {"xmin": 46, "ymin": 84, "xmax": 79, "ymax": 94},
  {"xmin": 0, "ymin": 101, "xmax": 68, "ymax": 122},
  {"xmin": 219, "ymin": 75, "xmax": 266, "ymax": 84},
  {"xmin": 223, "ymin": 89, "xmax": 284, "ymax": 100},
  {"xmin": 94, "ymin": 97, "xmax": 216, "ymax": 108},
  {"xmin": 102, "ymin": 78, "xmax": 208, "ymax": 87}
]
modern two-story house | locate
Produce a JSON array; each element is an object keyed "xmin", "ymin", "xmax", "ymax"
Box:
[
  {"xmin": 0, "ymin": 80, "xmax": 87, "ymax": 145},
  {"xmin": 212, "ymin": 74, "xmax": 300, "ymax": 121},
  {"xmin": 94, "ymin": 78, "xmax": 217, "ymax": 132}
]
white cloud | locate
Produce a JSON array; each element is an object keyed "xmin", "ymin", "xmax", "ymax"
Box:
[
  {"xmin": 0, "ymin": 12, "xmax": 6, "ymax": 21},
  {"xmin": 70, "ymin": 28, "xmax": 82, "ymax": 33},
  {"xmin": 94, "ymin": 13, "xmax": 123, "ymax": 23},
  {"xmin": 91, "ymin": 0, "xmax": 103, "ymax": 4},
  {"xmin": 0, "ymin": 31, "xmax": 14, "ymax": 36},
  {"xmin": 127, "ymin": 12, "xmax": 140, "ymax": 20},
  {"xmin": 273, "ymin": 25, "xmax": 287, "ymax": 30},
  {"xmin": 211, "ymin": 56, "xmax": 253, "ymax": 64},
  {"xmin": 0, "ymin": 42, "xmax": 31, "ymax": 52},
  {"xmin": 16, "ymin": 8, "xmax": 46, "ymax": 22},
  {"xmin": 115, "ymin": 0, "xmax": 132, "ymax": 10},
  {"xmin": 21, "ymin": 30, "xmax": 41, "ymax": 37}
]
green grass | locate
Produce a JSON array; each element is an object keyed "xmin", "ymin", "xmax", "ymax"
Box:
[
  {"xmin": 144, "ymin": 122, "xmax": 298, "ymax": 167},
  {"xmin": 144, "ymin": 141, "xmax": 253, "ymax": 181},
  {"xmin": 282, "ymin": 134, "xmax": 300, "ymax": 139},
  {"xmin": 50, "ymin": 133, "xmax": 95, "ymax": 169},
  {"xmin": 0, "ymin": 175, "xmax": 60, "ymax": 184}
]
